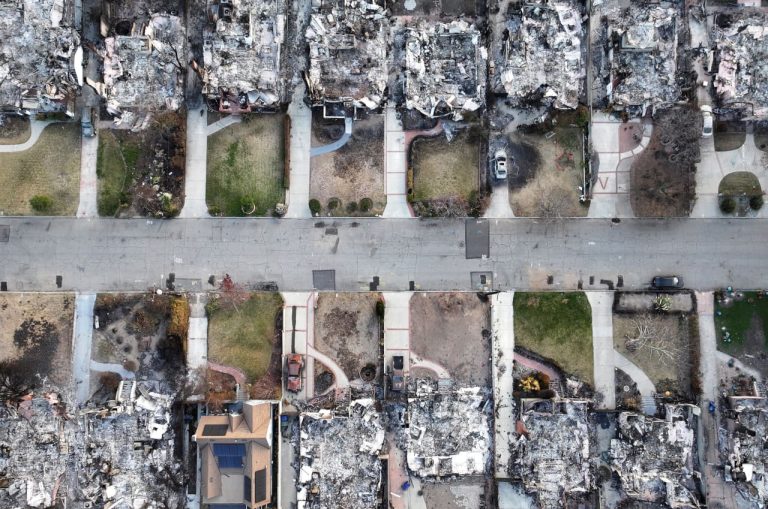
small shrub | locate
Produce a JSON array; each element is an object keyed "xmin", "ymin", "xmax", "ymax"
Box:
[
  {"xmin": 309, "ymin": 199, "xmax": 321, "ymax": 215},
  {"xmin": 360, "ymin": 197, "xmax": 373, "ymax": 212},
  {"xmin": 750, "ymin": 194, "xmax": 764, "ymax": 211},
  {"xmin": 30, "ymin": 195, "xmax": 53, "ymax": 213},
  {"xmin": 654, "ymin": 295, "xmax": 672, "ymax": 312},
  {"xmin": 720, "ymin": 197, "xmax": 736, "ymax": 214},
  {"xmin": 346, "ymin": 201, "xmax": 358, "ymax": 213},
  {"xmin": 375, "ymin": 300, "xmax": 385, "ymax": 319},
  {"xmin": 328, "ymin": 198, "xmax": 340, "ymax": 210}
]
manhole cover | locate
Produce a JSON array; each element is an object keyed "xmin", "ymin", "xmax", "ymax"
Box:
[{"xmin": 360, "ymin": 364, "xmax": 377, "ymax": 382}]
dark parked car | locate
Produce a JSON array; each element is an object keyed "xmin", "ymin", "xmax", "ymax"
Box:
[{"xmin": 652, "ymin": 275, "xmax": 684, "ymax": 289}]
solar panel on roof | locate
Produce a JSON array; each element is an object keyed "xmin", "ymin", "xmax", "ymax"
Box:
[
  {"xmin": 213, "ymin": 443, "xmax": 246, "ymax": 456},
  {"xmin": 201, "ymin": 424, "xmax": 229, "ymax": 437},
  {"xmin": 253, "ymin": 468, "xmax": 267, "ymax": 502}
]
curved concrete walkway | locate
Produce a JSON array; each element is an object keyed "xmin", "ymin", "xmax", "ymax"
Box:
[
  {"xmin": 90, "ymin": 360, "xmax": 135, "ymax": 379},
  {"xmin": 0, "ymin": 120, "xmax": 56, "ymax": 153},
  {"xmin": 307, "ymin": 344, "xmax": 350, "ymax": 387},
  {"xmin": 613, "ymin": 350, "xmax": 655, "ymax": 395},
  {"xmin": 513, "ymin": 352, "xmax": 561, "ymax": 381},
  {"xmin": 206, "ymin": 114, "xmax": 241, "ymax": 136},
  {"xmin": 410, "ymin": 354, "xmax": 450, "ymax": 379},
  {"xmin": 310, "ymin": 117, "xmax": 352, "ymax": 157}
]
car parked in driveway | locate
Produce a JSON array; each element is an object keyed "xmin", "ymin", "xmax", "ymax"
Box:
[
  {"xmin": 493, "ymin": 149, "xmax": 508, "ymax": 180},
  {"xmin": 286, "ymin": 354, "xmax": 304, "ymax": 392},
  {"xmin": 651, "ymin": 275, "xmax": 684, "ymax": 289},
  {"xmin": 701, "ymin": 105, "xmax": 713, "ymax": 138}
]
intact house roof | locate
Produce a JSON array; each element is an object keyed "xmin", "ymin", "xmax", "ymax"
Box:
[
  {"xmin": 0, "ymin": 0, "xmax": 82, "ymax": 114},
  {"xmin": 202, "ymin": 0, "xmax": 286, "ymax": 113},
  {"xmin": 193, "ymin": 400, "xmax": 275, "ymax": 509}
]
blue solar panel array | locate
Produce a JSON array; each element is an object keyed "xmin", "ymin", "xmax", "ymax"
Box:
[{"xmin": 213, "ymin": 443, "xmax": 245, "ymax": 469}]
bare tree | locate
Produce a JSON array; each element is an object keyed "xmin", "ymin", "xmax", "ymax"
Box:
[
  {"xmin": 624, "ymin": 314, "xmax": 684, "ymax": 366},
  {"xmin": 218, "ymin": 274, "xmax": 250, "ymax": 314}
]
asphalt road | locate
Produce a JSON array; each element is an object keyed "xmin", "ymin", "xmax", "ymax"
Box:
[{"xmin": 0, "ymin": 217, "xmax": 765, "ymax": 292}]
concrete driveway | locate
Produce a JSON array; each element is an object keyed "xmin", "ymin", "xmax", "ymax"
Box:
[{"xmin": 484, "ymin": 182, "xmax": 515, "ymax": 218}]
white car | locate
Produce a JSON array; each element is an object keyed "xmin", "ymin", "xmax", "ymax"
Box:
[
  {"xmin": 701, "ymin": 105, "xmax": 713, "ymax": 138},
  {"xmin": 493, "ymin": 149, "xmax": 508, "ymax": 180}
]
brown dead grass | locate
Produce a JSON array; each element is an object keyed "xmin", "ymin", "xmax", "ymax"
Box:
[
  {"xmin": 0, "ymin": 293, "xmax": 74, "ymax": 386},
  {"xmin": 0, "ymin": 116, "xmax": 31, "ymax": 145}
]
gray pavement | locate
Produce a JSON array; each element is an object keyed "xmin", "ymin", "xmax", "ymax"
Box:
[{"xmin": 1, "ymin": 218, "xmax": 768, "ymax": 292}]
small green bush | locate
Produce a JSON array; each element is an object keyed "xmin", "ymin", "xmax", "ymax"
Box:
[
  {"xmin": 346, "ymin": 201, "xmax": 358, "ymax": 213},
  {"xmin": 720, "ymin": 197, "xmax": 736, "ymax": 214},
  {"xmin": 30, "ymin": 195, "xmax": 53, "ymax": 213},
  {"xmin": 375, "ymin": 300, "xmax": 385, "ymax": 319},
  {"xmin": 750, "ymin": 194, "xmax": 764, "ymax": 211},
  {"xmin": 309, "ymin": 199, "xmax": 321, "ymax": 215},
  {"xmin": 360, "ymin": 197, "xmax": 373, "ymax": 212},
  {"xmin": 328, "ymin": 198, "xmax": 340, "ymax": 210}
]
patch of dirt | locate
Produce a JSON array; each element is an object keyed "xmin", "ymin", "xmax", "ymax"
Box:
[
  {"xmin": 410, "ymin": 293, "xmax": 491, "ymax": 387},
  {"xmin": 205, "ymin": 368, "xmax": 237, "ymax": 413},
  {"xmin": 0, "ymin": 294, "xmax": 73, "ymax": 387},
  {"xmin": 615, "ymin": 368, "xmax": 641, "ymax": 412},
  {"xmin": 507, "ymin": 127, "xmax": 587, "ymax": 217},
  {"xmin": 112, "ymin": 112, "xmax": 186, "ymax": 217},
  {"xmin": 714, "ymin": 119, "xmax": 746, "ymax": 152},
  {"xmin": 314, "ymin": 293, "xmax": 381, "ymax": 382},
  {"xmin": 631, "ymin": 107, "xmax": 700, "ymax": 217},
  {"xmin": 250, "ymin": 311, "xmax": 283, "ymax": 400},
  {"xmin": 93, "ymin": 293, "xmax": 187, "ymax": 393},
  {"xmin": 0, "ymin": 115, "xmax": 31, "ymax": 145},
  {"xmin": 310, "ymin": 113, "xmax": 385, "ymax": 216},
  {"xmin": 618, "ymin": 123, "xmax": 643, "ymax": 153},
  {"xmin": 315, "ymin": 366, "xmax": 335, "ymax": 395}
]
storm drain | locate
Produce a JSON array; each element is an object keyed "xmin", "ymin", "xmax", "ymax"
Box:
[
  {"xmin": 312, "ymin": 270, "xmax": 336, "ymax": 290},
  {"xmin": 465, "ymin": 219, "xmax": 489, "ymax": 259}
]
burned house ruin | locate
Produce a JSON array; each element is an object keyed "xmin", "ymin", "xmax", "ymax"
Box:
[
  {"xmin": 202, "ymin": 0, "xmax": 286, "ymax": 113},
  {"xmin": 722, "ymin": 392, "xmax": 768, "ymax": 506},
  {"xmin": 297, "ymin": 399, "xmax": 384, "ymax": 509},
  {"xmin": 0, "ymin": 0, "xmax": 82, "ymax": 114},
  {"xmin": 95, "ymin": 1, "xmax": 187, "ymax": 122},
  {"xmin": 407, "ymin": 380, "xmax": 492, "ymax": 478},
  {"xmin": 403, "ymin": 20, "xmax": 486, "ymax": 119},
  {"xmin": 712, "ymin": 10, "xmax": 768, "ymax": 119},
  {"xmin": 509, "ymin": 400, "xmax": 593, "ymax": 508},
  {"xmin": 493, "ymin": 0, "xmax": 584, "ymax": 110},
  {"xmin": 597, "ymin": 2, "xmax": 685, "ymax": 116},
  {"xmin": 305, "ymin": 0, "xmax": 388, "ymax": 117},
  {"xmin": 609, "ymin": 404, "xmax": 701, "ymax": 508}
]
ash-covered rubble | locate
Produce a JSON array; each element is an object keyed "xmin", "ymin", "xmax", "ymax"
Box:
[
  {"xmin": 712, "ymin": 11, "xmax": 768, "ymax": 119},
  {"xmin": 492, "ymin": 0, "xmax": 584, "ymax": 110},
  {"xmin": 721, "ymin": 392, "xmax": 768, "ymax": 506},
  {"xmin": 75, "ymin": 380, "xmax": 184, "ymax": 508},
  {"xmin": 93, "ymin": 1, "xmax": 187, "ymax": 123},
  {"xmin": 509, "ymin": 400, "xmax": 593, "ymax": 508},
  {"xmin": 0, "ymin": 389, "xmax": 74, "ymax": 508},
  {"xmin": 596, "ymin": 2, "xmax": 685, "ymax": 115},
  {"xmin": 407, "ymin": 378, "xmax": 492, "ymax": 477},
  {"xmin": 403, "ymin": 20, "xmax": 486, "ymax": 120},
  {"xmin": 202, "ymin": 0, "xmax": 286, "ymax": 113},
  {"xmin": 305, "ymin": 0, "xmax": 388, "ymax": 115},
  {"xmin": 297, "ymin": 398, "xmax": 384, "ymax": 509},
  {"xmin": 609, "ymin": 404, "xmax": 701, "ymax": 508},
  {"xmin": 0, "ymin": 0, "xmax": 82, "ymax": 114}
]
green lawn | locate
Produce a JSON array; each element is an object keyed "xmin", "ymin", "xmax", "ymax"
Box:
[
  {"xmin": 97, "ymin": 131, "xmax": 139, "ymax": 216},
  {"xmin": 207, "ymin": 293, "xmax": 283, "ymax": 382},
  {"xmin": 716, "ymin": 292, "xmax": 768, "ymax": 351},
  {"xmin": 718, "ymin": 171, "xmax": 762, "ymax": 197},
  {"xmin": 514, "ymin": 292, "xmax": 594, "ymax": 384},
  {"xmin": 411, "ymin": 130, "xmax": 479, "ymax": 202},
  {"xmin": 207, "ymin": 115, "xmax": 285, "ymax": 216},
  {"xmin": 0, "ymin": 123, "xmax": 80, "ymax": 215}
]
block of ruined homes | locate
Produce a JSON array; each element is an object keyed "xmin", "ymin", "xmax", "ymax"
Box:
[
  {"xmin": 0, "ymin": 0, "xmax": 82, "ymax": 115},
  {"xmin": 202, "ymin": 0, "xmax": 286, "ymax": 113}
]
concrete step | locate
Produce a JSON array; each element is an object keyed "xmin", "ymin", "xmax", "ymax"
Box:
[{"xmin": 641, "ymin": 395, "xmax": 657, "ymax": 416}]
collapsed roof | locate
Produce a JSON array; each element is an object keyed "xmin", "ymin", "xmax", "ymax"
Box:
[
  {"xmin": 609, "ymin": 404, "xmax": 701, "ymax": 508},
  {"xmin": 407, "ymin": 379, "xmax": 492, "ymax": 478},
  {"xmin": 202, "ymin": 0, "xmax": 286, "ymax": 112},
  {"xmin": 494, "ymin": 0, "xmax": 584, "ymax": 110},
  {"xmin": 510, "ymin": 400, "xmax": 593, "ymax": 509},
  {"xmin": 298, "ymin": 399, "xmax": 384, "ymax": 509},
  {"xmin": 403, "ymin": 20, "xmax": 486, "ymax": 119},
  {"xmin": 599, "ymin": 2, "xmax": 683, "ymax": 114},
  {"xmin": 712, "ymin": 11, "xmax": 768, "ymax": 118},
  {"xmin": 97, "ymin": 3, "xmax": 186, "ymax": 115},
  {"xmin": 305, "ymin": 0, "xmax": 388, "ymax": 111},
  {"xmin": 0, "ymin": 0, "xmax": 82, "ymax": 113}
]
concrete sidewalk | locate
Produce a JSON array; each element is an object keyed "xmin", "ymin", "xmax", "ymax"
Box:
[
  {"xmin": 285, "ymin": 85, "xmax": 312, "ymax": 218},
  {"xmin": 587, "ymin": 291, "xmax": 616, "ymax": 409},
  {"xmin": 490, "ymin": 292, "xmax": 515, "ymax": 478},
  {"xmin": 281, "ymin": 292, "xmax": 315, "ymax": 401},
  {"xmin": 72, "ymin": 293, "xmax": 96, "ymax": 405},
  {"xmin": 382, "ymin": 107, "xmax": 412, "ymax": 218},
  {"xmin": 77, "ymin": 133, "xmax": 99, "ymax": 218},
  {"xmin": 613, "ymin": 348, "xmax": 656, "ymax": 415},
  {"xmin": 383, "ymin": 292, "xmax": 412, "ymax": 377},
  {"xmin": 187, "ymin": 293, "xmax": 208, "ymax": 371},
  {"xmin": 179, "ymin": 107, "xmax": 210, "ymax": 218}
]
